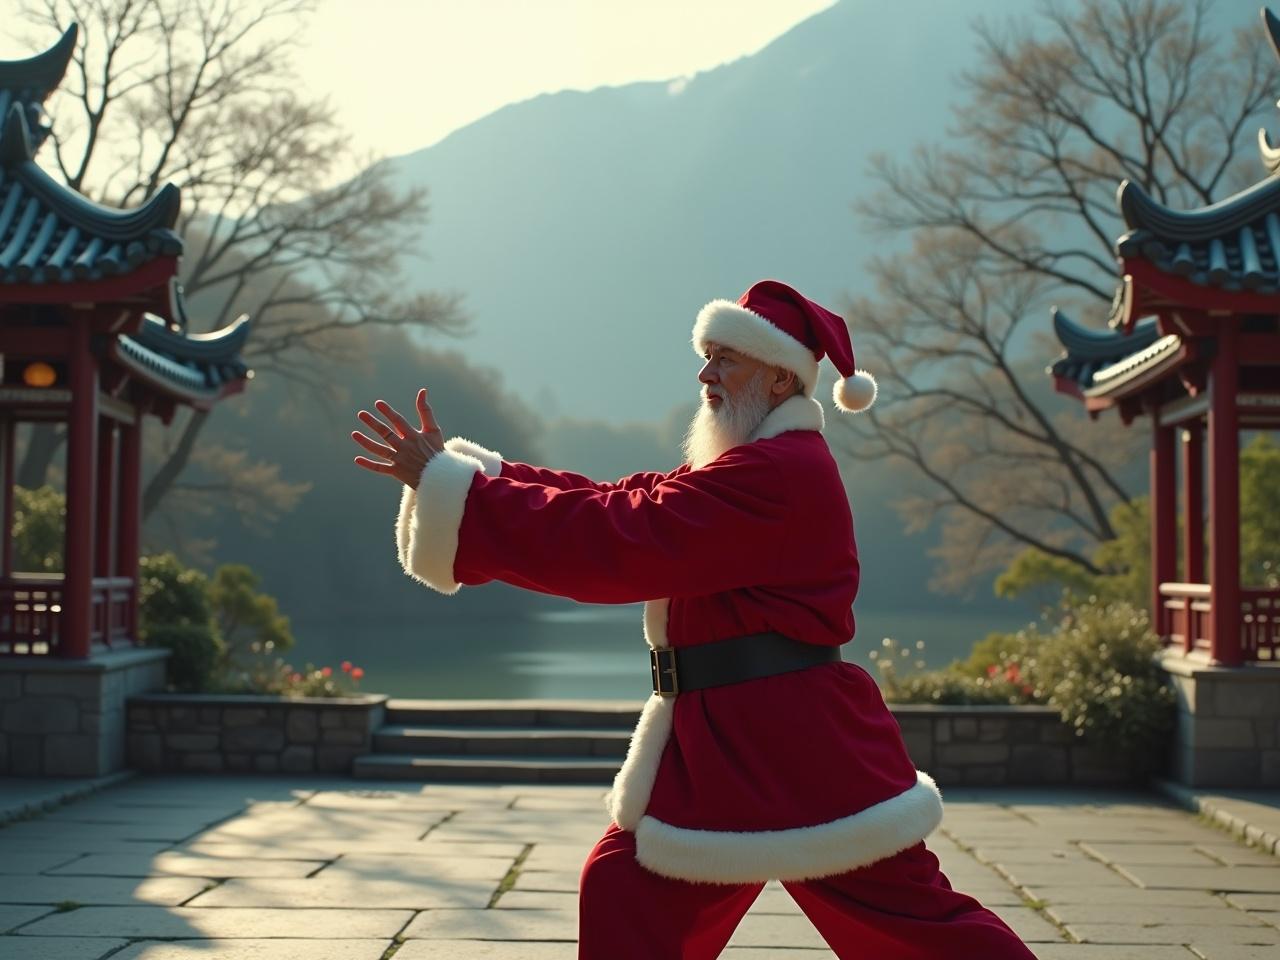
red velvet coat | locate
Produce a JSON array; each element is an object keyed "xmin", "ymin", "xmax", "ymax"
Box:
[{"xmin": 396, "ymin": 394, "xmax": 943, "ymax": 883}]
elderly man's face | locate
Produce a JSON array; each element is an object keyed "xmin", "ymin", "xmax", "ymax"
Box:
[
  {"xmin": 697, "ymin": 343, "xmax": 772, "ymax": 409},
  {"xmin": 683, "ymin": 343, "xmax": 795, "ymax": 468}
]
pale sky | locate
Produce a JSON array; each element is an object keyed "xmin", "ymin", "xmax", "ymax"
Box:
[{"xmin": 297, "ymin": 0, "xmax": 836, "ymax": 158}]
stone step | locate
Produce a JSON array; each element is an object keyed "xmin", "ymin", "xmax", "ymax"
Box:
[
  {"xmin": 352, "ymin": 753, "xmax": 621, "ymax": 783},
  {"xmin": 384, "ymin": 698, "xmax": 643, "ymax": 729},
  {"xmin": 373, "ymin": 725, "xmax": 632, "ymax": 757}
]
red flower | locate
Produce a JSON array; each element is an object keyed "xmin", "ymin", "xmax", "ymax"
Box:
[
  {"xmin": 341, "ymin": 661, "xmax": 353, "ymax": 673},
  {"xmin": 321, "ymin": 666, "xmax": 332, "ymax": 678},
  {"xmin": 351, "ymin": 667, "xmax": 364, "ymax": 680},
  {"xmin": 1004, "ymin": 664, "xmax": 1022, "ymax": 683},
  {"xmin": 986, "ymin": 664, "xmax": 999, "ymax": 678}
]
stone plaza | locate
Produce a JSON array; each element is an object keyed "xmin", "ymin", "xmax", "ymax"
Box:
[{"xmin": 0, "ymin": 775, "xmax": 1277, "ymax": 959}]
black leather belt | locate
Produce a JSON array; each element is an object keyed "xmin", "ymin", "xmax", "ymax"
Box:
[{"xmin": 649, "ymin": 631, "xmax": 842, "ymax": 697}]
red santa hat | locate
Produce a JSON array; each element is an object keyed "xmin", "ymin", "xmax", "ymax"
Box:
[{"xmin": 691, "ymin": 279, "xmax": 877, "ymax": 413}]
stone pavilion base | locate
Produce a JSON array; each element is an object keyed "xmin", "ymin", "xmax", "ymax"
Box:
[
  {"xmin": 0, "ymin": 648, "xmax": 168, "ymax": 777},
  {"xmin": 1162, "ymin": 650, "xmax": 1280, "ymax": 787}
]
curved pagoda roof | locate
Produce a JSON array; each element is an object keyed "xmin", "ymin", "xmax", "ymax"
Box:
[
  {"xmin": 1048, "ymin": 310, "xmax": 1163, "ymax": 397},
  {"xmin": 1115, "ymin": 176, "xmax": 1280, "ymax": 297},
  {"xmin": 0, "ymin": 24, "xmax": 76, "ymax": 154},
  {"xmin": 0, "ymin": 105, "xmax": 182, "ymax": 292},
  {"xmin": 111, "ymin": 310, "xmax": 253, "ymax": 407}
]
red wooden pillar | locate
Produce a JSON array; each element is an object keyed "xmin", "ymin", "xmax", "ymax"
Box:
[
  {"xmin": 95, "ymin": 416, "xmax": 117, "ymax": 648},
  {"xmin": 1208, "ymin": 321, "xmax": 1241, "ymax": 666},
  {"xmin": 95, "ymin": 418, "xmax": 116, "ymax": 579},
  {"xmin": 1, "ymin": 418, "xmax": 14, "ymax": 578},
  {"xmin": 1151, "ymin": 420, "xmax": 1177, "ymax": 639},
  {"xmin": 62, "ymin": 320, "xmax": 98, "ymax": 659},
  {"xmin": 117, "ymin": 415, "xmax": 141, "ymax": 643},
  {"xmin": 1182, "ymin": 422, "xmax": 1204, "ymax": 584}
]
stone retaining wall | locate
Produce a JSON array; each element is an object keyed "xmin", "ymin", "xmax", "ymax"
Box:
[
  {"xmin": 891, "ymin": 704, "xmax": 1147, "ymax": 785},
  {"xmin": 127, "ymin": 693, "xmax": 388, "ymax": 774}
]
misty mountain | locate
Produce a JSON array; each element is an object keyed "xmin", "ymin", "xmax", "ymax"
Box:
[{"xmin": 387, "ymin": 0, "xmax": 1037, "ymax": 424}]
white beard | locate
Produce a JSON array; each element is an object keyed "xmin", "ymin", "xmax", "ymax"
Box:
[{"xmin": 681, "ymin": 368, "xmax": 773, "ymax": 468}]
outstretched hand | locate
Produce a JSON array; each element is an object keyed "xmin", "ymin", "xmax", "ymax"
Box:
[{"xmin": 351, "ymin": 388, "xmax": 444, "ymax": 489}]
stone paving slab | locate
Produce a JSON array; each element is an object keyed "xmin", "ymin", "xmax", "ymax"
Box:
[
  {"xmin": 1188, "ymin": 948, "xmax": 1280, "ymax": 960},
  {"xmin": 403, "ymin": 907, "xmax": 577, "ymax": 940},
  {"xmin": 190, "ymin": 875, "xmax": 495, "ymax": 909},
  {"xmin": 0, "ymin": 851, "xmax": 82, "ymax": 874},
  {"xmin": 0, "ymin": 820, "xmax": 198, "ymax": 843},
  {"xmin": 395, "ymin": 943, "xmax": 576, "ymax": 959},
  {"xmin": 987, "ymin": 905, "xmax": 1067, "ymax": 942},
  {"xmin": 0, "ymin": 773, "xmax": 134, "ymax": 825},
  {"xmin": 0, "ymin": 936, "xmax": 128, "ymax": 959},
  {"xmin": 110, "ymin": 939, "xmax": 392, "ymax": 959},
  {"xmin": 1156, "ymin": 781, "xmax": 1280, "ymax": 858},
  {"xmin": 326, "ymin": 854, "xmax": 515, "ymax": 880},
  {"xmin": 46, "ymin": 852, "xmax": 325, "ymax": 878},
  {"xmin": 1032, "ymin": 948, "xmax": 1196, "ymax": 959},
  {"xmin": 1064, "ymin": 922, "xmax": 1280, "ymax": 945},
  {"xmin": 1114, "ymin": 865, "xmax": 1280, "ymax": 892},
  {"xmin": 0, "ymin": 904, "xmax": 49, "ymax": 933},
  {"xmin": 1197, "ymin": 844, "xmax": 1280, "ymax": 867},
  {"xmin": 16, "ymin": 905, "xmax": 412, "ymax": 938},
  {"xmin": 1080, "ymin": 842, "xmax": 1226, "ymax": 866},
  {"xmin": 726, "ymin": 913, "xmax": 829, "ymax": 948},
  {"xmin": 512, "ymin": 869, "xmax": 581, "ymax": 893},
  {"xmin": 1046, "ymin": 903, "xmax": 1273, "ymax": 926},
  {"xmin": 1224, "ymin": 893, "xmax": 1280, "ymax": 911},
  {"xmin": 0, "ymin": 875, "xmax": 209, "ymax": 906},
  {"xmin": 0, "ymin": 836, "xmax": 174, "ymax": 856}
]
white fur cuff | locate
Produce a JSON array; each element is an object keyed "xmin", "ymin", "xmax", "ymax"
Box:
[
  {"xmin": 634, "ymin": 770, "xmax": 945, "ymax": 884},
  {"xmin": 444, "ymin": 437, "xmax": 503, "ymax": 477},
  {"xmin": 396, "ymin": 447, "xmax": 485, "ymax": 594}
]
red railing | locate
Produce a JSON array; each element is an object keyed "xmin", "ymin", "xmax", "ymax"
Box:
[
  {"xmin": 1241, "ymin": 587, "xmax": 1280, "ymax": 662},
  {"xmin": 0, "ymin": 574, "xmax": 63, "ymax": 655},
  {"xmin": 1160, "ymin": 582, "xmax": 1212, "ymax": 656},
  {"xmin": 1160, "ymin": 582, "xmax": 1280, "ymax": 662},
  {"xmin": 91, "ymin": 577, "xmax": 135, "ymax": 649},
  {"xmin": 0, "ymin": 574, "xmax": 135, "ymax": 656}
]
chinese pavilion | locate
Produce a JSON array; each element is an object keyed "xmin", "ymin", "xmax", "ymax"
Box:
[
  {"xmin": 0, "ymin": 23, "xmax": 251, "ymax": 774},
  {"xmin": 1049, "ymin": 8, "xmax": 1280, "ymax": 785}
]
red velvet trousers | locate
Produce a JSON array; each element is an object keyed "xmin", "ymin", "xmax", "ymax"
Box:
[{"xmin": 578, "ymin": 824, "xmax": 1039, "ymax": 960}]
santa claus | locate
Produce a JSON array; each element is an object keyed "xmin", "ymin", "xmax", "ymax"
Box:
[{"xmin": 352, "ymin": 280, "xmax": 1038, "ymax": 960}]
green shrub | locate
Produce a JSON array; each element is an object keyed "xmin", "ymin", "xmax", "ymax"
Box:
[
  {"xmin": 208, "ymin": 563, "xmax": 295, "ymax": 671},
  {"xmin": 138, "ymin": 553, "xmax": 223, "ymax": 692},
  {"xmin": 876, "ymin": 599, "xmax": 1174, "ymax": 756},
  {"xmin": 145, "ymin": 623, "xmax": 224, "ymax": 692},
  {"xmin": 1033, "ymin": 600, "xmax": 1175, "ymax": 752}
]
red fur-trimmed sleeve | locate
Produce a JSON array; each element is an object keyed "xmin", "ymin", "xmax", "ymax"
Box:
[{"xmin": 397, "ymin": 444, "xmax": 789, "ymax": 600}]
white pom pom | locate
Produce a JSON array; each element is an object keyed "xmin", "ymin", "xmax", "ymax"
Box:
[{"xmin": 833, "ymin": 370, "xmax": 877, "ymax": 413}]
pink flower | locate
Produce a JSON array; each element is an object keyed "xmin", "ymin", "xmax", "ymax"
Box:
[
  {"xmin": 289, "ymin": 672, "xmax": 302, "ymax": 683},
  {"xmin": 341, "ymin": 661, "xmax": 353, "ymax": 673},
  {"xmin": 321, "ymin": 666, "xmax": 332, "ymax": 678},
  {"xmin": 351, "ymin": 667, "xmax": 364, "ymax": 680},
  {"xmin": 986, "ymin": 664, "xmax": 999, "ymax": 678}
]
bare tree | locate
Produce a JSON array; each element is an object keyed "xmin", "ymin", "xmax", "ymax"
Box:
[
  {"xmin": 16, "ymin": 0, "xmax": 465, "ymax": 527},
  {"xmin": 835, "ymin": 0, "xmax": 1278, "ymax": 594}
]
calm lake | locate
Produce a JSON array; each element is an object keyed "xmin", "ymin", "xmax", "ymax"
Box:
[{"xmin": 288, "ymin": 604, "xmax": 1035, "ymax": 700}]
